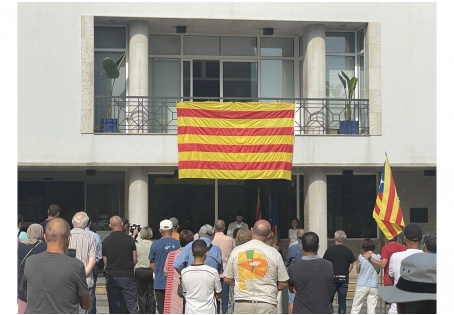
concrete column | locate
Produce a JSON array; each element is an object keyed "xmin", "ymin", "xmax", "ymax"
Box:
[
  {"xmin": 128, "ymin": 167, "xmax": 148, "ymax": 228},
  {"xmin": 303, "ymin": 168, "xmax": 328, "ymax": 256},
  {"xmin": 303, "ymin": 24, "xmax": 326, "ymax": 134},
  {"xmin": 128, "ymin": 21, "xmax": 148, "ymax": 132}
]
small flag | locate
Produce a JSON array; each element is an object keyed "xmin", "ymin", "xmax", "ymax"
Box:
[
  {"xmin": 256, "ymin": 187, "xmax": 262, "ymax": 221},
  {"xmin": 269, "ymin": 189, "xmax": 280, "ymax": 246},
  {"xmin": 372, "ymin": 155, "xmax": 405, "ymax": 240},
  {"xmin": 177, "ymin": 101, "xmax": 294, "ymax": 180}
]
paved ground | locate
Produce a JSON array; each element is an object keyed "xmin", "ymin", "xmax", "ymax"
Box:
[{"xmin": 95, "ymin": 276, "xmax": 388, "ymax": 314}]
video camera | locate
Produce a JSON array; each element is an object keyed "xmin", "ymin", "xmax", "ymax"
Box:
[{"xmin": 129, "ymin": 224, "xmax": 142, "ymax": 234}]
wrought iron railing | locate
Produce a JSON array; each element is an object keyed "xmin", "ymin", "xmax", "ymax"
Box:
[{"xmin": 94, "ymin": 96, "xmax": 369, "ymax": 135}]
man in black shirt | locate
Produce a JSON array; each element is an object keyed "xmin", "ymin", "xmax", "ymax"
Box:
[
  {"xmin": 323, "ymin": 230, "xmax": 356, "ymax": 314},
  {"xmin": 102, "ymin": 215, "xmax": 139, "ymax": 314}
]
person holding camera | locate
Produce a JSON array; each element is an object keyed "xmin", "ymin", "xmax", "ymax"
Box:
[{"xmin": 122, "ymin": 217, "xmax": 140, "ymax": 240}]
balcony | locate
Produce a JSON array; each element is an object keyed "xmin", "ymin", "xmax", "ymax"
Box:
[{"xmin": 94, "ymin": 96, "xmax": 369, "ymax": 135}]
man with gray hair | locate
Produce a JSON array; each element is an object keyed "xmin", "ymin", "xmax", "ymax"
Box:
[
  {"xmin": 174, "ymin": 223, "xmax": 223, "ymax": 275},
  {"xmin": 169, "ymin": 217, "xmax": 180, "ymax": 241},
  {"xmin": 212, "ymin": 219, "xmax": 234, "ymax": 313},
  {"xmin": 69, "ymin": 211, "xmax": 97, "ymax": 314},
  {"xmin": 323, "ymin": 230, "xmax": 356, "ymax": 314}
]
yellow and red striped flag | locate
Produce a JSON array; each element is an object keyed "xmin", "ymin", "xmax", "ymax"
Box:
[
  {"xmin": 177, "ymin": 101, "xmax": 294, "ymax": 180},
  {"xmin": 372, "ymin": 155, "xmax": 405, "ymax": 240}
]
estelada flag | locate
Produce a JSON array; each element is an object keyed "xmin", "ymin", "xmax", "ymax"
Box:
[
  {"xmin": 372, "ymin": 155, "xmax": 405, "ymax": 240},
  {"xmin": 177, "ymin": 101, "xmax": 294, "ymax": 180}
]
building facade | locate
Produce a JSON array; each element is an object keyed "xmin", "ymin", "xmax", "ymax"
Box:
[{"xmin": 18, "ymin": 2, "xmax": 436, "ymax": 254}]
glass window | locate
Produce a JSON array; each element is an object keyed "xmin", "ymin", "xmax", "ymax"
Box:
[
  {"xmin": 192, "ymin": 60, "xmax": 220, "ymax": 98},
  {"xmin": 149, "ymin": 35, "xmax": 181, "ymax": 55},
  {"xmin": 151, "ymin": 59, "xmax": 180, "ymax": 132},
  {"xmin": 357, "ymin": 29, "xmax": 365, "ymax": 52},
  {"xmin": 261, "ymin": 60, "xmax": 294, "ymax": 98},
  {"xmin": 327, "ymin": 175, "xmax": 377, "ymax": 238},
  {"xmin": 94, "ymin": 26, "xmax": 126, "ymax": 49},
  {"xmin": 326, "ymin": 56, "xmax": 355, "ymax": 98},
  {"xmin": 221, "ymin": 37, "xmax": 257, "ymax": 56},
  {"xmin": 223, "ymin": 62, "xmax": 258, "ymax": 100},
  {"xmin": 184, "ymin": 36, "xmax": 220, "ymax": 55},
  {"xmin": 326, "ymin": 32, "xmax": 355, "ymax": 53},
  {"xmin": 260, "ymin": 38, "xmax": 294, "ymax": 57},
  {"xmin": 299, "ymin": 35, "xmax": 304, "ymax": 57}
]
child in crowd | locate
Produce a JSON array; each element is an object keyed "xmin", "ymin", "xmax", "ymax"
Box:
[
  {"xmin": 181, "ymin": 240, "xmax": 222, "ymax": 314},
  {"xmin": 351, "ymin": 238, "xmax": 381, "ymax": 314}
]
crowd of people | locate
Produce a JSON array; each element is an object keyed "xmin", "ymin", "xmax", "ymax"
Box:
[{"xmin": 18, "ymin": 205, "xmax": 437, "ymax": 314}]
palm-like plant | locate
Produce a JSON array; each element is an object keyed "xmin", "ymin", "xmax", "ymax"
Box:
[
  {"xmin": 102, "ymin": 52, "xmax": 126, "ymax": 119},
  {"xmin": 338, "ymin": 71, "xmax": 358, "ymax": 121}
]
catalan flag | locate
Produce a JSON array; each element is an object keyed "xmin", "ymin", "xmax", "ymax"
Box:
[
  {"xmin": 177, "ymin": 101, "xmax": 294, "ymax": 180},
  {"xmin": 372, "ymin": 155, "xmax": 405, "ymax": 240}
]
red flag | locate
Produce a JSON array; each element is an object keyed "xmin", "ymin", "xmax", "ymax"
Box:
[
  {"xmin": 372, "ymin": 155, "xmax": 405, "ymax": 239},
  {"xmin": 256, "ymin": 187, "xmax": 261, "ymax": 221},
  {"xmin": 269, "ymin": 189, "xmax": 280, "ymax": 246}
]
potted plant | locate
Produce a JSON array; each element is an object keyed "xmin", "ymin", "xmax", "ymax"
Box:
[
  {"xmin": 338, "ymin": 71, "xmax": 359, "ymax": 134},
  {"xmin": 100, "ymin": 52, "xmax": 126, "ymax": 132}
]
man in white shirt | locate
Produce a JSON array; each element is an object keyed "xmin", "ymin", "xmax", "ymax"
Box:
[
  {"xmin": 387, "ymin": 223, "xmax": 423, "ymax": 314},
  {"xmin": 226, "ymin": 211, "xmax": 248, "ymax": 238},
  {"xmin": 181, "ymin": 240, "xmax": 222, "ymax": 314}
]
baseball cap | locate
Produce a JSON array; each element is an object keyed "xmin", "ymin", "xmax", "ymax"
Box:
[
  {"xmin": 160, "ymin": 219, "xmax": 173, "ymax": 230},
  {"xmin": 199, "ymin": 224, "xmax": 214, "ymax": 237},
  {"xmin": 378, "ymin": 253, "xmax": 436, "ymax": 303},
  {"xmin": 404, "ymin": 223, "xmax": 423, "ymax": 241}
]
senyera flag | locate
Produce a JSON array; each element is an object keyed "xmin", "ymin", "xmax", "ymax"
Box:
[
  {"xmin": 177, "ymin": 101, "xmax": 295, "ymax": 180},
  {"xmin": 372, "ymin": 155, "xmax": 405, "ymax": 240}
]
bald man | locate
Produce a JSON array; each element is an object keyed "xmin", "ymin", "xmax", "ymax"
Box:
[
  {"xmin": 223, "ymin": 219, "xmax": 289, "ymax": 314},
  {"xmin": 102, "ymin": 216, "xmax": 139, "ymax": 313},
  {"xmin": 21, "ymin": 218, "xmax": 91, "ymax": 313}
]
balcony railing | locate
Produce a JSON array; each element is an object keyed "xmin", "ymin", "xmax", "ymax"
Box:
[{"xmin": 94, "ymin": 96, "xmax": 369, "ymax": 135}]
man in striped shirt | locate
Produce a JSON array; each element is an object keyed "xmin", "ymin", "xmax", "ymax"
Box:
[{"xmin": 69, "ymin": 211, "xmax": 97, "ymax": 314}]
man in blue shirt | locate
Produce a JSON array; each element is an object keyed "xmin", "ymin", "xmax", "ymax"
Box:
[
  {"xmin": 174, "ymin": 224, "xmax": 223, "ymax": 275},
  {"xmin": 149, "ymin": 219, "xmax": 180, "ymax": 314}
]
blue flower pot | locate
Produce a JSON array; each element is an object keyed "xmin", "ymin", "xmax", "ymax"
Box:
[
  {"xmin": 339, "ymin": 120, "xmax": 359, "ymax": 134},
  {"xmin": 101, "ymin": 118, "xmax": 118, "ymax": 133}
]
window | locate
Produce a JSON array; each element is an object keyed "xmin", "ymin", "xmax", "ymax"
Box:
[{"xmin": 410, "ymin": 208, "xmax": 428, "ymax": 223}]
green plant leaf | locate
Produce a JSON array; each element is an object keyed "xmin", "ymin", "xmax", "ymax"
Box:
[
  {"xmin": 115, "ymin": 52, "xmax": 126, "ymax": 70},
  {"xmin": 338, "ymin": 74, "xmax": 346, "ymax": 90},
  {"xmin": 103, "ymin": 58, "xmax": 120, "ymax": 79}
]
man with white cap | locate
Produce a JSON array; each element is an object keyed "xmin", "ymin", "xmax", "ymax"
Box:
[
  {"xmin": 378, "ymin": 252, "xmax": 436, "ymax": 313},
  {"xmin": 148, "ymin": 219, "xmax": 180, "ymax": 314},
  {"xmin": 387, "ymin": 223, "xmax": 424, "ymax": 314}
]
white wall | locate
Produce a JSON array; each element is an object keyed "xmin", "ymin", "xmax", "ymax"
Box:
[{"xmin": 17, "ymin": 2, "xmax": 436, "ymax": 168}]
